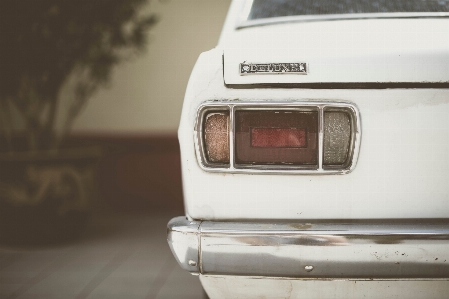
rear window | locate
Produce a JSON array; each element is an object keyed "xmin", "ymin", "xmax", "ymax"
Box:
[{"xmin": 248, "ymin": 0, "xmax": 449, "ymax": 20}]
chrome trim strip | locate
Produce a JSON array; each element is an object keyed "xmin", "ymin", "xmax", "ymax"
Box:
[
  {"xmin": 194, "ymin": 101, "xmax": 361, "ymax": 175},
  {"xmin": 322, "ymin": 106, "xmax": 359, "ymax": 171},
  {"xmin": 237, "ymin": 12, "xmax": 449, "ymax": 29},
  {"xmin": 229, "ymin": 105, "xmax": 236, "ymax": 170},
  {"xmin": 318, "ymin": 105, "xmax": 324, "ymax": 171},
  {"xmin": 167, "ymin": 217, "xmax": 201, "ymax": 274},
  {"xmin": 168, "ymin": 216, "xmax": 449, "ymax": 278},
  {"xmin": 202, "ymin": 274, "xmax": 449, "ymax": 281},
  {"xmin": 195, "ymin": 105, "xmax": 231, "ymax": 169},
  {"xmin": 225, "ymin": 82, "xmax": 449, "ymax": 89}
]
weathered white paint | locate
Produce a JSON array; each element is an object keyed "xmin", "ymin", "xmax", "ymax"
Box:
[
  {"xmin": 223, "ymin": 18, "xmax": 449, "ymax": 84},
  {"xmin": 179, "ymin": 47, "xmax": 449, "ymax": 220},
  {"xmin": 177, "ymin": 2, "xmax": 449, "ymax": 297},
  {"xmin": 200, "ymin": 275, "xmax": 449, "ymax": 299}
]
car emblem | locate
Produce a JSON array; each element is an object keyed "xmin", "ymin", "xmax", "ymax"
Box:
[{"xmin": 239, "ymin": 62, "xmax": 308, "ymax": 75}]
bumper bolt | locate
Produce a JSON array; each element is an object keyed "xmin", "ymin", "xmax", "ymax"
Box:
[{"xmin": 188, "ymin": 260, "xmax": 197, "ymax": 267}]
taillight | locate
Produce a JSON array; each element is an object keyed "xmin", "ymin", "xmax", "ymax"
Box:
[
  {"xmin": 235, "ymin": 110, "xmax": 318, "ymax": 165},
  {"xmin": 196, "ymin": 102, "xmax": 360, "ymax": 174},
  {"xmin": 203, "ymin": 111, "xmax": 229, "ymax": 163}
]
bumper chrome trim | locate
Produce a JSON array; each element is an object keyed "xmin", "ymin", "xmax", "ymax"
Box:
[{"xmin": 167, "ymin": 217, "xmax": 449, "ymax": 278}]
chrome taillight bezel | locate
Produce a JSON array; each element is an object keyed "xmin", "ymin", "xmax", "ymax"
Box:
[{"xmin": 194, "ymin": 101, "xmax": 361, "ymax": 175}]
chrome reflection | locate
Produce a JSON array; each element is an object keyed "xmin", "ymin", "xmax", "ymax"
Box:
[{"xmin": 168, "ymin": 217, "xmax": 449, "ymax": 278}]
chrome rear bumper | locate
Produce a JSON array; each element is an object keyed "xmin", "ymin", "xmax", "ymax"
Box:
[{"xmin": 167, "ymin": 216, "xmax": 449, "ymax": 278}]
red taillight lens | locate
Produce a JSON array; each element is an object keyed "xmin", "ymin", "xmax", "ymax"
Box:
[
  {"xmin": 235, "ymin": 110, "xmax": 318, "ymax": 165},
  {"xmin": 203, "ymin": 111, "xmax": 229, "ymax": 163},
  {"xmin": 251, "ymin": 128, "xmax": 307, "ymax": 148}
]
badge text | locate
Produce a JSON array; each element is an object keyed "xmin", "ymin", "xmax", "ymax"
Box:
[{"xmin": 240, "ymin": 62, "xmax": 307, "ymax": 75}]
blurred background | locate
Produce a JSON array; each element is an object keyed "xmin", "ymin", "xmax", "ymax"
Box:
[{"xmin": 0, "ymin": 0, "xmax": 231, "ymax": 298}]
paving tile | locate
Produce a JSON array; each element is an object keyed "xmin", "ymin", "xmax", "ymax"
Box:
[
  {"xmin": 14, "ymin": 292, "xmax": 60, "ymax": 299},
  {"xmin": 17, "ymin": 271, "xmax": 98, "ymax": 299},
  {"xmin": 55, "ymin": 250, "xmax": 117, "ymax": 273},
  {"xmin": 110, "ymin": 251, "xmax": 168, "ymax": 276},
  {"xmin": 0, "ymin": 253, "xmax": 24, "ymax": 271},
  {"xmin": 0, "ymin": 273, "xmax": 35, "ymax": 284},
  {"xmin": 0, "ymin": 251, "xmax": 64, "ymax": 274},
  {"xmin": 0, "ymin": 284, "xmax": 22, "ymax": 298},
  {"xmin": 84, "ymin": 274, "xmax": 155, "ymax": 299},
  {"xmin": 144, "ymin": 256, "xmax": 177, "ymax": 299},
  {"xmin": 0, "ymin": 212, "xmax": 202, "ymax": 299},
  {"xmin": 156, "ymin": 266, "xmax": 204, "ymax": 299}
]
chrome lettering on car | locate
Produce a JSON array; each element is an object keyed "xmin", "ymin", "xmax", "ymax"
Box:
[{"xmin": 240, "ymin": 62, "xmax": 307, "ymax": 75}]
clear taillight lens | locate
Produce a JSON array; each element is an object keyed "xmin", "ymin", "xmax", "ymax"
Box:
[
  {"xmin": 204, "ymin": 111, "xmax": 229, "ymax": 163},
  {"xmin": 323, "ymin": 110, "xmax": 352, "ymax": 166}
]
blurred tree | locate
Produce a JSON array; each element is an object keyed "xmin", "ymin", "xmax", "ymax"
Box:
[{"xmin": 0, "ymin": 0, "xmax": 157, "ymax": 152}]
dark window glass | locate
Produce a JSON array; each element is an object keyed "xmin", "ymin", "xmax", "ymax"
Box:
[{"xmin": 249, "ymin": 0, "xmax": 449, "ymax": 20}]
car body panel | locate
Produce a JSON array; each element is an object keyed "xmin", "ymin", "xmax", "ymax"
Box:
[
  {"xmin": 179, "ymin": 48, "xmax": 449, "ymax": 221},
  {"xmin": 200, "ymin": 276, "xmax": 449, "ymax": 299},
  {"xmin": 172, "ymin": 1, "xmax": 449, "ymax": 297},
  {"xmin": 224, "ymin": 19, "xmax": 449, "ymax": 85}
]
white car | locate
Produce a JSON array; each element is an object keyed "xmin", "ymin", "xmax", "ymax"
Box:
[{"xmin": 168, "ymin": 0, "xmax": 449, "ymax": 298}]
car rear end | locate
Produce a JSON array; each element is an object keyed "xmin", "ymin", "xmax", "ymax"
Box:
[{"xmin": 168, "ymin": 0, "xmax": 449, "ymax": 298}]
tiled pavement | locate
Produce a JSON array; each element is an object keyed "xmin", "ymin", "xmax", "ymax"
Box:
[{"xmin": 0, "ymin": 212, "xmax": 204, "ymax": 299}]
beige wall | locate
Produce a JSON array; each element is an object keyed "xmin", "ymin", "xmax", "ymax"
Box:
[{"xmin": 72, "ymin": 0, "xmax": 231, "ymax": 134}]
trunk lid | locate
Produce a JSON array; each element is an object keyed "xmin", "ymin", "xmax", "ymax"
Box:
[{"xmin": 223, "ymin": 18, "xmax": 449, "ymax": 85}]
